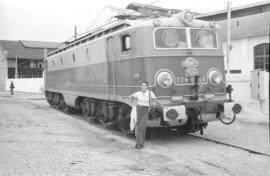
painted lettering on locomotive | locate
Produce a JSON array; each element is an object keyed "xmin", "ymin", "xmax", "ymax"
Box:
[{"xmin": 44, "ymin": 9, "xmax": 242, "ymax": 134}]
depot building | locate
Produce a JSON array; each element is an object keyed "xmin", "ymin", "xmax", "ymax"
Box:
[{"xmin": 0, "ymin": 40, "xmax": 59, "ymax": 92}]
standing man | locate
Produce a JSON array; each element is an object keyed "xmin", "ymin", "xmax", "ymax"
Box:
[
  {"xmin": 129, "ymin": 81, "xmax": 161, "ymax": 149},
  {"xmin": 10, "ymin": 81, "xmax": 15, "ymax": 95}
]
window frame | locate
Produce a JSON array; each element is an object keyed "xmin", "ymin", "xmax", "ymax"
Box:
[
  {"xmin": 153, "ymin": 27, "xmax": 219, "ymax": 50},
  {"xmin": 189, "ymin": 28, "xmax": 218, "ymax": 49},
  {"xmin": 120, "ymin": 33, "xmax": 132, "ymax": 54},
  {"xmin": 254, "ymin": 43, "xmax": 269, "ymax": 72}
]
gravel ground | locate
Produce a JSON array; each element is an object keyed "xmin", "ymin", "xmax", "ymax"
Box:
[{"xmin": 0, "ymin": 91, "xmax": 269, "ymax": 176}]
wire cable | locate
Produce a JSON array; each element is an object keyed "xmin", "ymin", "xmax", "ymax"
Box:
[{"xmin": 54, "ymin": 0, "xmax": 162, "ymax": 49}]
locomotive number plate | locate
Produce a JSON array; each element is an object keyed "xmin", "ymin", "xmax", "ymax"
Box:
[{"xmin": 185, "ymin": 69, "xmax": 198, "ymax": 77}]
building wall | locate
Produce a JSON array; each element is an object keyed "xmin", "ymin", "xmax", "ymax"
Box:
[
  {"xmin": 197, "ymin": 3, "xmax": 270, "ymax": 21},
  {"xmin": 0, "ymin": 51, "xmax": 8, "ymax": 90},
  {"xmin": 221, "ymin": 35, "xmax": 269, "ymax": 113},
  {"xmin": 222, "ymin": 34, "xmax": 269, "ymax": 81},
  {"xmin": 5, "ymin": 78, "xmax": 44, "ymax": 93}
]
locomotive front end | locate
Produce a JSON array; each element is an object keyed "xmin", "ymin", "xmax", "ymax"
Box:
[{"xmin": 138, "ymin": 10, "xmax": 242, "ymax": 133}]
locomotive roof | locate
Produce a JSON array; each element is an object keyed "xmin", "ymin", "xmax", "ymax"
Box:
[{"xmin": 47, "ymin": 13, "xmax": 216, "ymax": 58}]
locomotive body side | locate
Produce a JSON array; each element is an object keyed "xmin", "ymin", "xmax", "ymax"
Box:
[{"xmin": 44, "ymin": 12, "xmax": 240, "ymax": 133}]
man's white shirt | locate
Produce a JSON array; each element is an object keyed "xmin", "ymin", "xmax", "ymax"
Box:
[{"xmin": 131, "ymin": 90, "xmax": 156, "ymax": 107}]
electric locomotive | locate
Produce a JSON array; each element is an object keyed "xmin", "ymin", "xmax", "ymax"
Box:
[{"xmin": 44, "ymin": 9, "xmax": 241, "ymax": 134}]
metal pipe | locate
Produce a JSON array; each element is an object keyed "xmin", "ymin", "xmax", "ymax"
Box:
[{"xmin": 227, "ymin": 0, "xmax": 231, "ymax": 74}]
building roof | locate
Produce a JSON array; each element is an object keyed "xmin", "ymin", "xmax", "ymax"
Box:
[
  {"xmin": 19, "ymin": 40, "xmax": 59, "ymax": 49},
  {"xmin": 0, "ymin": 40, "xmax": 59, "ymax": 59},
  {"xmin": 196, "ymin": 1, "xmax": 270, "ymax": 20},
  {"xmin": 217, "ymin": 11, "xmax": 270, "ymax": 40}
]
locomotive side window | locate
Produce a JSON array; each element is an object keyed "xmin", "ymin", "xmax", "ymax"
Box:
[
  {"xmin": 154, "ymin": 28, "xmax": 187, "ymax": 49},
  {"xmin": 86, "ymin": 48, "xmax": 90, "ymax": 60},
  {"xmin": 72, "ymin": 53, "xmax": 76, "ymax": 63},
  {"xmin": 60, "ymin": 57, "xmax": 63, "ymax": 65},
  {"xmin": 190, "ymin": 29, "xmax": 217, "ymax": 49},
  {"xmin": 121, "ymin": 34, "xmax": 131, "ymax": 52}
]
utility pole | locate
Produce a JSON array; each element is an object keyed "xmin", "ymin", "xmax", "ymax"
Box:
[{"xmin": 227, "ymin": 0, "xmax": 231, "ymax": 74}]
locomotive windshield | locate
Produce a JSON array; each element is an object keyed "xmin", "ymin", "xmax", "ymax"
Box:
[
  {"xmin": 190, "ymin": 29, "xmax": 217, "ymax": 49},
  {"xmin": 154, "ymin": 28, "xmax": 187, "ymax": 49},
  {"xmin": 154, "ymin": 28, "xmax": 217, "ymax": 49}
]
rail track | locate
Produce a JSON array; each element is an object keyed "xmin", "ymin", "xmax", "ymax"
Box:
[
  {"xmin": 188, "ymin": 134, "xmax": 270, "ymax": 157},
  {"xmin": 50, "ymin": 104, "xmax": 270, "ymax": 158}
]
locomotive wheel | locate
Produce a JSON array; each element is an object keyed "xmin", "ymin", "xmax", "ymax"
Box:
[
  {"xmin": 46, "ymin": 92, "xmax": 53, "ymax": 105},
  {"xmin": 51, "ymin": 93, "xmax": 57, "ymax": 107},
  {"xmin": 80, "ymin": 99, "xmax": 91, "ymax": 119},
  {"xmin": 52, "ymin": 93, "xmax": 60, "ymax": 108},
  {"xmin": 59, "ymin": 96, "xmax": 69, "ymax": 112}
]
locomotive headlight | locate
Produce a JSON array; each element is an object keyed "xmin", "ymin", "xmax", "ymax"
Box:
[
  {"xmin": 153, "ymin": 18, "xmax": 161, "ymax": 27},
  {"xmin": 182, "ymin": 10, "xmax": 194, "ymax": 25},
  {"xmin": 156, "ymin": 71, "xmax": 174, "ymax": 88},
  {"xmin": 208, "ymin": 69, "xmax": 223, "ymax": 86}
]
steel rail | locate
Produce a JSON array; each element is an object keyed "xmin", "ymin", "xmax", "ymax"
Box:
[{"xmin": 189, "ymin": 134, "xmax": 270, "ymax": 157}]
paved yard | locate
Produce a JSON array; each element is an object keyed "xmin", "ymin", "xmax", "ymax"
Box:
[{"xmin": 0, "ymin": 91, "xmax": 269, "ymax": 176}]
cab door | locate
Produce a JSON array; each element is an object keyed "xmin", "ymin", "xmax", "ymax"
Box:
[
  {"xmin": 44, "ymin": 60, "xmax": 48, "ymax": 90},
  {"xmin": 106, "ymin": 36, "xmax": 116, "ymax": 98}
]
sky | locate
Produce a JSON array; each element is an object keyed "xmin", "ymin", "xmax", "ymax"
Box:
[{"xmin": 0, "ymin": 0, "xmax": 268, "ymax": 42}]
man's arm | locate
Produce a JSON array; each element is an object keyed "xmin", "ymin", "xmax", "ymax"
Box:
[
  {"xmin": 150, "ymin": 91, "xmax": 162, "ymax": 106},
  {"xmin": 129, "ymin": 93, "xmax": 138, "ymax": 103}
]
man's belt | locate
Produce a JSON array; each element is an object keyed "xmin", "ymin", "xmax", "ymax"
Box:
[{"xmin": 137, "ymin": 105, "xmax": 149, "ymax": 108}]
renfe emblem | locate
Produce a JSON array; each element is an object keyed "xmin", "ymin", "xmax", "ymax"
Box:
[{"xmin": 181, "ymin": 57, "xmax": 199, "ymax": 76}]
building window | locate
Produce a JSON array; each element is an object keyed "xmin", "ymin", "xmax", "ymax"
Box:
[
  {"xmin": 7, "ymin": 58, "xmax": 43, "ymax": 78},
  {"xmin": 254, "ymin": 43, "xmax": 269, "ymax": 72}
]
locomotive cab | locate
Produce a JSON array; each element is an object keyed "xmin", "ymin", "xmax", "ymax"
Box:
[{"xmin": 117, "ymin": 10, "xmax": 241, "ymax": 132}]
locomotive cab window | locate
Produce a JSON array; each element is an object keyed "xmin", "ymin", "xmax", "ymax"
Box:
[
  {"xmin": 190, "ymin": 29, "xmax": 217, "ymax": 49},
  {"xmin": 154, "ymin": 28, "xmax": 187, "ymax": 49},
  {"xmin": 121, "ymin": 34, "xmax": 131, "ymax": 52}
]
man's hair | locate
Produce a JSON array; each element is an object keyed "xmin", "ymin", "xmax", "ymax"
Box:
[{"xmin": 141, "ymin": 81, "xmax": 148, "ymax": 86}]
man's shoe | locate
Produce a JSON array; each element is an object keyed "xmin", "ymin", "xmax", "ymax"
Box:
[
  {"xmin": 126, "ymin": 130, "xmax": 135, "ymax": 135},
  {"xmin": 135, "ymin": 144, "xmax": 142, "ymax": 149}
]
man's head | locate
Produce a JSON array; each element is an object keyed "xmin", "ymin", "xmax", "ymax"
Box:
[{"xmin": 141, "ymin": 81, "xmax": 148, "ymax": 92}]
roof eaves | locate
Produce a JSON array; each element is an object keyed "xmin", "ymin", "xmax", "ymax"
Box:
[{"xmin": 196, "ymin": 1, "xmax": 270, "ymax": 18}]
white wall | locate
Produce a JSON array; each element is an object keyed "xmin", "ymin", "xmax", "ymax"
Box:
[
  {"xmin": 222, "ymin": 34, "xmax": 269, "ymax": 79},
  {"xmin": 6, "ymin": 78, "xmax": 44, "ymax": 93},
  {"xmin": 227, "ymin": 79, "xmax": 269, "ymax": 117},
  {"xmin": 222, "ymin": 35, "xmax": 269, "ymax": 116}
]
